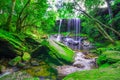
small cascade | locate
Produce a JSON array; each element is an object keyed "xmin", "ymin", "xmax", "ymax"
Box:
[
  {"xmin": 65, "ymin": 18, "xmax": 81, "ymax": 50},
  {"xmin": 58, "ymin": 19, "xmax": 62, "ymax": 35},
  {"xmin": 56, "ymin": 19, "xmax": 62, "ymax": 42},
  {"xmin": 55, "ymin": 18, "xmax": 94, "ymax": 51},
  {"xmin": 56, "ymin": 52, "xmax": 97, "ymax": 78},
  {"xmin": 67, "ymin": 19, "xmax": 71, "ymax": 33}
]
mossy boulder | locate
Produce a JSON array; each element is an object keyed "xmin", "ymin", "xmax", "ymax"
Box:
[
  {"xmin": 42, "ymin": 39, "xmax": 74, "ymax": 64},
  {"xmin": 0, "ymin": 29, "xmax": 30, "ymax": 59},
  {"xmin": 8, "ymin": 56, "xmax": 22, "ymax": 66},
  {"xmin": 97, "ymin": 51, "xmax": 120, "ymax": 66},
  {"xmin": 25, "ymin": 62, "xmax": 57, "ymax": 80},
  {"xmin": 22, "ymin": 52, "xmax": 31, "ymax": 62}
]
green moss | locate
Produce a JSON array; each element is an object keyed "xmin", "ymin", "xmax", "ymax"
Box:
[
  {"xmin": 25, "ymin": 62, "xmax": 57, "ymax": 80},
  {"xmin": 0, "ymin": 29, "xmax": 27, "ymax": 55},
  {"xmin": 63, "ymin": 65, "xmax": 120, "ymax": 80},
  {"xmin": 8, "ymin": 56, "xmax": 22, "ymax": 66},
  {"xmin": 42, "ymin": 39, "xmax": 74, "ymax": 63},
  {"xmin": 97, "ymin": 51, "xmax": 120, "ymax": 66},
  {"xmin": 22, "ymin": 52, "xmax": 31, "ymax": 61},
  {"xmin": 99, "ymin": 63, "xmax": 110, "ymax": 68}
]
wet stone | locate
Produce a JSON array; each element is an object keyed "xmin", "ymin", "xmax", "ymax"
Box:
[
  {"xmin": 73, "ymin": 63, "xmax": 85, "ymax": 68},
  {"xmin": 31, "ymin": 60, "xmax": 39, "ymax": 66}
]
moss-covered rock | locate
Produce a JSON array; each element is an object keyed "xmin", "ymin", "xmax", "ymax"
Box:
[
  {"xmin": 22, "ymin": 52, "xmax": 31, "ymax": 61},
  {"xmin": 0, "ymin": 29, "xmax": 27, "ymax": 56},
  {"xmin": 97, "ymin": 51, "xmax": 120, "ymax": 66},
  {"xmin": 8, "ymin": 56, "xmax": 22, "ymax": 66},
  {"xmin": 42, "ymin": 39, "xmax": 74, "ymax": 64},
  {"xmin": 25, "ymin": 61, "xmax": 57, "ymax": 80}
]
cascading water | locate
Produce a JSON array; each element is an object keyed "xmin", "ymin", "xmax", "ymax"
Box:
[
  {"xmin": 65, "ymin": 18, "xmax": 81, "ymax": 50},
  {"xmin": 56, "ymin": 19, "xmax": 62, "ymax": 42},
  {"xmin": 67, "ymin": 19, "xmax": 71, "ymax": 33},
  {"xmin": 56, "ymin": 52, "xmax": 97, "ymax": 78},
  {"xmin": 58, "ymin": 19, "xmax": 62, "ymax": 35}
]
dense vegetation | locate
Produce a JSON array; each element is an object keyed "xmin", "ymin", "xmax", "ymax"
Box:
[{"xmin": 0, "ymin": 0, "xmax": 120, "ymax": 80}]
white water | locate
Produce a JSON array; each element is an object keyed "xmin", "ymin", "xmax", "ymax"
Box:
[
  {"xmin": 0, "ymin": 67, "xmax": 19, "ymax": 78},
  {"xmin": 56, "ymin": 19, "xmax": 62, "ymax": 42},
  {"xmin": 0, "ymin": 72, "xmax": 11, "ymax": 78},
  {"xmin": 56, "ymin": 52, "xmax": 96, "ymax": 76}
]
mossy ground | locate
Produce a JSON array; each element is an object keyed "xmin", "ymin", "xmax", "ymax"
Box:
[
  {"xmin": 97, "ymin": 51, "xmax": 120, "ymax": 66},
  {"xmin": 63, "ymin": 62, "xmax": 120, "ymax": 80}
]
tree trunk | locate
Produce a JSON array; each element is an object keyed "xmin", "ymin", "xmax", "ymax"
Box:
[{"xmin": 16, "ymin": 0, "xmax": 31, "ymax": 32}]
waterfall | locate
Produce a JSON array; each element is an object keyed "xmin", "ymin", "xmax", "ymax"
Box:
[
  {"xmin": 67, "ymin": 19, "xmax": 71, "ymax": 33},
  {"xmin": 75, "ymin": 18, "xmax": 81, "ymax": 50},
  {"xmin": 58, "ymin": 19, "xmax": 62, "ymax": 35},
  {"xmin": 56, "ymin": 19, "xmax": 62, "ymax": 42},
  {"xmin": 67, "ymin": 18, "xmax": 80, "ymax": 39},
  {"xmin": 56, "ymin": 18, "xmax": 81, "ymax": 50},
  {"xmin": 73, "ymin": 18, "xmax": 81, "ymax": 50}
]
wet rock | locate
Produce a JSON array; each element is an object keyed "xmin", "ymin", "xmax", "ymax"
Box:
[
  {"xmin": 56, "ymin": 66, "xmax": 79, "ymax": 76},
  {"xmin": 73, "ymin": 61, "xmax": 85, "ymax": 68},
  {"xmin": 90, "ymin": 61, "xmax": 98, "ymax": 68},
  {"xmin": 84, "ymin": 53, "xmax": 97, "ymax": 59},
  {"xmin": 23, "ymin": 64, "xmax": 31, "ymax": 69},
  {"xmin": 17, "ymin": 62, "xmax": 26, "ymax": 68},
  {"xmin": 31, "ymin": 60, "xmax": 39, "ymax": 66}
]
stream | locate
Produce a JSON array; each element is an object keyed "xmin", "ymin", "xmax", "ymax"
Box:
[{"xmin": 56, "ymin": 51, "xmax": 97, "ymax": 79}]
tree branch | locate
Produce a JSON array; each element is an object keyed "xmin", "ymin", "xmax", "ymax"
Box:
[{"xmin": 16, "ymin": 0, "xmax": 31, "ymax": 32}]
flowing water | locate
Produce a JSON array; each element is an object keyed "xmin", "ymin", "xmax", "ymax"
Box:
[
  {"xmin": 57, "ymin": 18, "xmax": 81, "ymax": 50},
  {"xmin": 56, "ymin": 51, "xmax": 97, "ymax": 79},
  {"xmin": 56, "ymin": 19, "xmax": 62, "ymax": 42}
]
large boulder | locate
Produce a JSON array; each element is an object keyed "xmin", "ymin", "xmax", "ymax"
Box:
[
  {"xmin": 42, "ymin": 38, "xmax": 75, "ymax": 64},
  {"xmin": 0, "ymin": 29, "xmax": 27, "ymax": 57}
]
